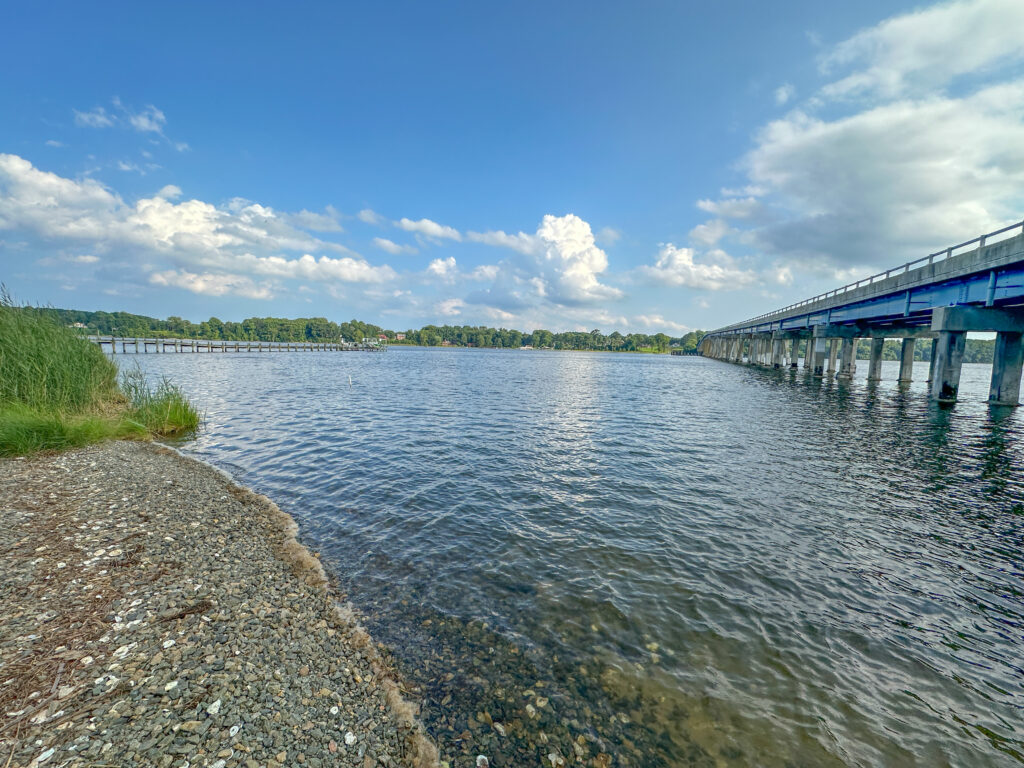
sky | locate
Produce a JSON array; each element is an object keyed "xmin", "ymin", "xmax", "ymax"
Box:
[{"xmin": 2, "ymin": 0, "xmax": 1023, "ymax": 335}]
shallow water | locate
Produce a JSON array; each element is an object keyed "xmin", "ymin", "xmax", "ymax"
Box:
[{"xmin": 130, "ymin": 348, "xmax": 1024, "ymax": 767}]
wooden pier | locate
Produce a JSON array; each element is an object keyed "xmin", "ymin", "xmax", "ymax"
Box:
[{"xmin": 88, "ymin": 337, "xmax": 386, "ymax": 354}]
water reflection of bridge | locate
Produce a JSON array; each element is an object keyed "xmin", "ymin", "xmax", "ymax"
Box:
[{"xmin": 699, "ymin": 221, "xmax": 1024, "ymax": 405}]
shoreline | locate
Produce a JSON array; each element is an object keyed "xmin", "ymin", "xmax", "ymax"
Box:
[{"xmin": 0, "ymin": 440, "xmax": 438, "ymax": 768}]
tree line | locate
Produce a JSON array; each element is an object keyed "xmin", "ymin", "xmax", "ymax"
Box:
[{"xmin": 41, "ymin": 307, "xmax": 704, "ymax": 353}]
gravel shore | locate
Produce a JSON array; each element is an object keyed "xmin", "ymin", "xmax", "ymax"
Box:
[{"xmin": 0, "ymin": 441, "xmax": 438, "ymax": 768}]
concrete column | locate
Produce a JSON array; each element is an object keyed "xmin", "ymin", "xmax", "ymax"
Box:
[
  {"xmin": 867, "ymin": 337, "xmax": 884, "ymax": 381},
  {"xmin": 771, "ymin": 335, "xmax": 784, "ymax": 369},
  {"xmin": 930, "ymin": 331, "xmax": 966, "ymax": 402},
  {"xmin": 989, "ymin": 332, "xmax": 1024, "ymax": 406},
  {"xmin": 803, "ymin": 338, "xmax": 814, "ymax": 370},
  {"xmin": 897, "ymin": 338, "xmax": 915, "ymax": 383},
  {"xmin": 926, "ymin": 338, "xmax": 939, "ymax": 384},
  {"xmin": 811, "ymin": 337, "xmax": 829, "ymax": 377},
  {"xmin": 836, "ymin": 338, "xmax": 857, "ymax": 380},
  {"xmin": 790, "ymin": 339, "xmax": 800, "ymax": 369},
  {"xmin": 826, "ymin": 340, "xmax": 838, "ymax": 376}
]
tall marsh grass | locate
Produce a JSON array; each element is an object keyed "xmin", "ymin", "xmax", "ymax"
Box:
[
  {"xmin": 0, "ymin": 289, "xmax": 200, "ymax": 456},
  {"xmin": 120, "ymin": 367, "xmax": 201, "ymax": 436}
]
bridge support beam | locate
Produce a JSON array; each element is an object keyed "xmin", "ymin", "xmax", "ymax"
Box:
[
  {"xmin": 836, "ymin": 338, "xmax": 857, "ymax": 380},
  {"xmin": 898, "ymin": 338, "xmax": 916, "ymax": 383},
  {"xmin": 930, "ymin": 331, "xmax": 966, "ymax": 402},
  {"xmin": 811, "ymin": 330, "xmax": 830, "ymax": 377},
  {"xmin": 803, "ymin": 337, "xmax": 814, "ymax": 371},
  {"xmin": 990, "ymin": 332, "xmax": 1024, "ymax": 406},
  {"xmin": 926, "ymin": 338, "xmax": 938, "ymax": 384},
  {"xmin": 826, "ymin": 339, "xmax": 838, "ymax": 377},
  {"xmin": 929, "ymin": 305, "xmax": 1024, "ymax": 403},
  {"xmin": 867, "ymin": 337, "xmax": 885, "ymax": 382},
  {"xmin": 771, "ymin": 333, "xmax": 785, "ymax": 369},
  {"xmin": 790, "ymin": 339, "xmax": 800, "ymax": 369}
]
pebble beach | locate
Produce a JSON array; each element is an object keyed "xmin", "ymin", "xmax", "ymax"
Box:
[{"xmin": 0, "ymin": 441, "xmax": 438, "ymax": 768}]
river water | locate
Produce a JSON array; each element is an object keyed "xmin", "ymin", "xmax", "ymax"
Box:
[{"xmin": 128, "ymin": 348, "xmax": 1024, "ymax": 767}]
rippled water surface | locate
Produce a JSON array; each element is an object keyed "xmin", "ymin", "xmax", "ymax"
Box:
[{"xmin": 130, "ymin": 348, "xmax": 1024, "ymax": 767}]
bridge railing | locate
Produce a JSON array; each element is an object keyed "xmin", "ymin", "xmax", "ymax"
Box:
[{"xmin": 741, "ymin": 219, "xmax": 1024, "ymax": 325}]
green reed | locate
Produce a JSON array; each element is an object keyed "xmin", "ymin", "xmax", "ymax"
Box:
[{"xmin": 0, "ymin": 287, "xmax": 200, "ymax": 456}]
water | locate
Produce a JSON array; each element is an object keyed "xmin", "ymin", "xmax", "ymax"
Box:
[{"xmin": 128, "ymin": 349, "xmax": 1024, "ymax": 767}]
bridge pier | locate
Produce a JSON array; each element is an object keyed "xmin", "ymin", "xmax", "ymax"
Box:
[
  {"xmin": 803, "ymin": 337, "xmax": 814, "ymax": 371},
  {"xmin": 836, "ymin": 338, "xmax": 857, "ymax": 380},
  {"xmin": 930, "ymin": 331, "xmax": 966, "ymax": 402},
  {"xmin": 790, "ymin": 338, "xmax": 800, "ymax": 369},
  {"xmin": 867, "ymin": 337, "xmax": 885, "ymax": 382},
  {"xmin": 826, "ymin": 340, "xmax": 838, "ymax": 377},
  {"xmin": 771, "ymin": 333, "xmax": 785, "ymax": 369},
  {"xmin": 931, "ymin": 305, "xmax": 1024, "ymax": 405},
  {"xmin": 811, "ymin": 335, "xmax": 827, "ymax": 378},
  {"xmin": 898, "ymin": 338, "xmax": 915, "ymax": 383},
  {"xmin": 990, "ymin": 332, "xmax": 1024, "ymax": 405}
]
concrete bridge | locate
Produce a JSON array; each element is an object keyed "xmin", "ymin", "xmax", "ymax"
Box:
[{"xmin": 698, "ymin": 220, "xmax": 1024, "ymax": 405}]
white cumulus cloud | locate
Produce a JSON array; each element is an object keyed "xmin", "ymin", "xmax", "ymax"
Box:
[
  {"xmin": 358, "ymin": 208, "xmax": 384, "ymax": 225},
  {"xmin": 149, "ymin": 270, "xmax": 274, "ymax": 299},
  {"xmin": 426, "ymin": 256, "xmax": 458, "ymax": 281},
  {"xmin": 466, "ymin": 229, "xmax": 539, "ymax": 254},
  {"xmin": 397, "ymin": 217, "xmax": 461, "ymax": 241},
  {"xmin": 819, "ymin": 0, "xmax": 1024, "ymax": 100},
  {"xmin": 640, "ymin": 244, "xmax": 756, "ymax": 291},
  {"xmin": 536, "ymin": 213, "xmax": 621, "ymax": 303},
  {"xmin": 373, "ymin": 237, "xmax": 417, "ymax": 255},
  {"xmin": 435, "ymin": 297, "xmax": 465, "ymax": 316},
  {"xmin": 0, "ymin": 153, "xmax": 395, "ymax": 297}
]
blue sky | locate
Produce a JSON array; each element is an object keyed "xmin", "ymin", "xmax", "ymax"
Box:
[{"xmin": 2, "ymin": 0, "xmax": 1023, "ymax": 334}]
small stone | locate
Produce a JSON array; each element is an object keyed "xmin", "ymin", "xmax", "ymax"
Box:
[
  {"xmin": 493, "ymin": 722, "xmax": 506, "ymax": 737},
  {"xmin": 298, "ymin": 665, "xmax": 309, "ymax": 676},
  {"xmin": 164, "ymin": 680, "xmax": 178, "ymax": 691},
  {"xmin": 476, "ymin": 757, "xmax": 490, "ymax": 768},
  {"xmin": 207, "ymin": 699, "xmax": 222, "ymax": 716},
  {"xmin": 163, "ymin": 639, "xmax": 176, "ymax": 649},
  {"xmin": 276, "ymin": 751, "xmax": 287, "ymax": 763},
  {"xmin": 328, "ymin": 740, "xmax": 337, "ymax": 753},
  {"xmin": 229, "ymin": 724, "xmax": 240, "ymax": 738},
  {"xmin": 36, "ymin": 747, "xmax": 56, "ymax": 764},
  {"xmin": 344, "ymin": 732, "xmax": 356, "ymax": 746}
]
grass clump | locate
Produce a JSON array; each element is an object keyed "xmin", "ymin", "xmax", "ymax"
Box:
[
  {"xmin": 121, "ymin": 368, "xmax": 201, "ymax": 436},
  {"xmin": 0, "ymin": 288, "xmax": 200, "ymax": 457}
]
